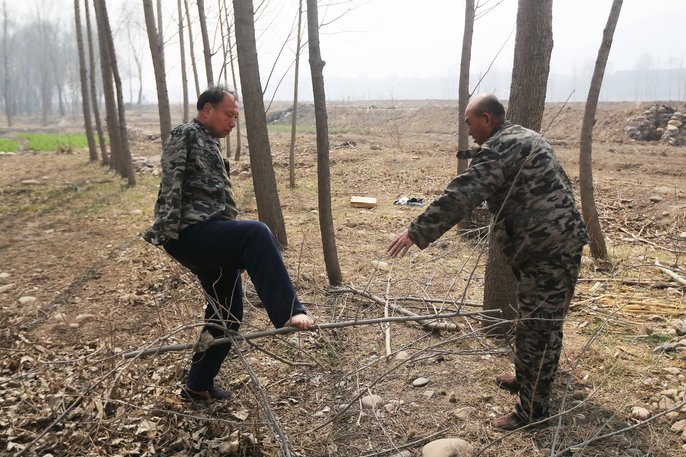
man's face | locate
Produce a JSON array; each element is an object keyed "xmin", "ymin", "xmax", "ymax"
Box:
[
  {"xmin": 202, "ymin": 94, "xmax": 239, "ymax": 138},
  {"xmin": 464, "ymin": 107, "xmax": 493, "ymax": 146}
]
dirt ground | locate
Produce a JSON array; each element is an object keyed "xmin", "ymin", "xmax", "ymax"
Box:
[{"xmin": 1, "ymin": 101, "xmax": 685, "ymax": 457}]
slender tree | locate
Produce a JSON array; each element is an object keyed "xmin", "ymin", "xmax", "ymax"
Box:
[
  {"xmin": 93, "ymin": 0, "xmax": 122, "ymax": 173},
  {"xmin": 184, "ymin": 0, "xmax": 201, "ymax": 98},
  {"xmin": 198, "ymin": 0, "xmax": 214, "ymax": 86},
  {"xmin": 483, "ymin": 0, "xmax": 553, "ymax": 333},
  {"xmin": 307, "ymin": 0, "xmax": 342, "ymax": 286},
  {"xmin": 178, "ymin": 0, "xmax": 189, "ymax": 122},
  {"xmin": 580, "ymin": 0, "xmax": 623, "ymax": 260},
  {"xmin": 288, "ymin": 0, "xmax": 303, "ymax": 189},
  {"xmin": 84, "ymin": 0, "xmax": 107, "ymax": 164},
  {"xmin": 143, "ymin": 0, "xmax": 172, "ymax": 144},
  {"xmin": 456, "ymin": 0, "xmax": 475, "ymax": 233},
  {"xmin": 74, "ymin": 0, "xmax": 97, "ymax": 161},
  {"xmin": 233, "ymin": 0, "xmax": 288, "ymax": 247},
  {"xmin": 225, "ymin": 2, "xmax": 242, "ymax": 161},
  {"xmin": 97, "ymin": 0, "xmax": 135, "ymax": 186},
  {"xmin": 2, "ymin": 1, "xmax": 11, "ymax": 127}
]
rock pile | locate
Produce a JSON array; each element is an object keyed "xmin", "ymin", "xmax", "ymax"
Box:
[
  {"xmin": 131, "ymin": 155, "xmax": 160, "ymax": 175},
  {"xmin": 624, "ymin": 104, "xmax": 686, "ymax": 145}
]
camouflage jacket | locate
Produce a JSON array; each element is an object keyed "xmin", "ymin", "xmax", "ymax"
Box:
[
  {"xmin": 143, "ymin": 120, "xmax": 238, "ymax": 246},
  {"xmin": 408, "ymin": 121, "xmax": 589, "ymax": 264}
]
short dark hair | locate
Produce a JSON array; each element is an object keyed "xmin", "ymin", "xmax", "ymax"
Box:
[
  {"xmin": 196, "ymin": 85, "xmax": 236, "ymax": 111},
  {"xmin": 473, "ymin": 95, "xmax": 506, "ymax": 124}
]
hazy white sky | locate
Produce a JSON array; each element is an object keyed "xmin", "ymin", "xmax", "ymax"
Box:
[{"xmin": 8, "ymin": 0, "xmax": 686, "ymax": 102}]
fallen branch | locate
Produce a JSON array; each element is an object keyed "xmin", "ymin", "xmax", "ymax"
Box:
[
  {"xmin": 229, "ymin": 335, "xmax": 292, "ymax": 457},
  {"xmin": 359, "ymin": 427, "xmax": 448, "ymax": 457},
  {"xmin": 330, "ymin": 286, "xmax": 467, "ymax": 331},
  {"xmin": 615, "ymin": 225, "xmax": 685, "ymax": 254},
  {"xmin": 655, "ymin": 260, "xmax": 686, "ymax": 286},
  {"xmin": 123, "ymin": 310, "xmax": 497, "ymax": 360}
]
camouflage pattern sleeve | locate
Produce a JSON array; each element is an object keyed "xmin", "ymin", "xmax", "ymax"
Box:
[
  {"xmin": 408, "ymin": 148, "xmax": 507, "ymax": 249},
  {"xmin": 143, "ymin": 129, "xmax": 191, "ymax": 245}
]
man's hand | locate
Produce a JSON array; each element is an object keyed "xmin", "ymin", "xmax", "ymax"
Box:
[
  {"xmin": 387, "ymin": 229, "xmax": 415, "ymax": 258},
  {"xmin": 285, "ymin": 313, "xmax": 315, "ymax": 330}
]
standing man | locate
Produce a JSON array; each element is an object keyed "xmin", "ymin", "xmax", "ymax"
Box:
[
  {"xmin": 144, "ymin": 86, "xmax": 313, "ymax": 401},
  {"xmin": 388, "ymin": 93, "xmax": 588, "ymax": 430}
]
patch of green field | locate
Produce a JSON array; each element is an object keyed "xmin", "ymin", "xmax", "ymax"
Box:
[
  {"xmin": 16, "ymin": 133, "xmax": 91, "ymax": 151},
  {"xmin": 0, "ymin": 138, "xmax": 18, "ymax": 152}
]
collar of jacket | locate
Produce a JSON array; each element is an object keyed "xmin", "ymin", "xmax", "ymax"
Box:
[{"xmin": 193, "ymin": 118, "xmax": 221, "ymax": 146}]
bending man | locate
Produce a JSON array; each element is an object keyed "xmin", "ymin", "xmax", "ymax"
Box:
[{"xmin": 388, "ymin": 94, "xmax": 588, "ymax": 430}]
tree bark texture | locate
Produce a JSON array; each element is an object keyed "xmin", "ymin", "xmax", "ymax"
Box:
[
  {"xmin": 74, "ymin": 0, "xmax": 97, "ymax": 161},
  {"xmin": 233, "ymin": 0, "xmax": 288, "ymax": 247},
  {"xmin": 184, "ymin": 0, "xmax": 201, "ymax": 98},
  {"xmin": 99, "ymin": 0, "xmax": 135, "ymax": 186},
  {"xmin": 198, "ymin": 0, "xmax": 214, "ymax": 87},
  {"xmin": 307, "ymin": 0, "xmax": 342, "ymax": 286},
  {"xmin": 178, "ymin": 0, "xmax": 189, "ymax": 122},
  {"xmin": 143, "ymin": 0, "xmax": 172, "ymax": 145},
  {"xmin": 84, "ymin": 0, "xmax": 107, "ymax": 165},
  {"xmin": 580, "ymin": 0, "xmax": 622, "ymax": 260},
  {"xmin": 483, "ymin": 0, "xmax": 553, "ymax": 334},
  {"xmin": 289, "ymin": 0, "xmax": 303, "ymax": 189}
]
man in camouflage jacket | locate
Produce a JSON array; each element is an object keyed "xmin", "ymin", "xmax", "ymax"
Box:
[
  {"xmin": 144, "ymin": 86, "xmax": 313, "ymax": 401},
  {"xmin": 388, "ymin": 93, "xmax": 588, "ymax": 430}
]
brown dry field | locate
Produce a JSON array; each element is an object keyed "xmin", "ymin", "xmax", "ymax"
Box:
[{"xmin": 1, "ymin": 100, "xmax": 685, "ymax": 456}]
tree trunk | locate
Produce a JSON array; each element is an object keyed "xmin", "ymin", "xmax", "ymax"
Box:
[
  {"xmin": 99, "ymin": 0, "xmax": 135, "ymax": 186},
  {"xmin": 457, "ymin": 0, "xmax": 474, "ymax": 233},
  {"xmin": 307, "ymin": 0, "xmax": 342, "ymax": 286},
  {"xmin": 288, "ymin": 0, "xmax": 303, "ymax": 189},
  {"xmin": 178, "ymin": 0, "xmax": 189, "ymax": 122},
  {"xmin": 84, "ymin": 0, "xmax": 108, "ymax": 165},
  {"xmin": 2, "ymin": 1, "xmax": 11, "ymax": 127},
  {"xmin": 143, "ymin": 0, "xmax": 172, "ymax": 145},
  {"xmin": 184, "ymin": 0, "xmax": 201, "ymax": 98},
  {"xmin": 580, "ymin": 0, "xmax": 622, "ymax": 260},
  {"xmin": 217, "ymin": 0, "xmax": 228, "ymax": 156},
  {"xmin": 226, "ymin": 6, "xmax": 242, "ymax": 161},
  {"xmin": 74, "ymin": 0, "xmax": 97, "ymax": 161},
  {"xmin": 198, "ymin": 0, "xmax": 214, "ymax": 87},
  {"xmin": 483, "ymin": 0, "xmax": 553, "ymax": 335},
  {"xmin": 93, "ymin": 0, "xmax": 122, "ymax": 173},
  {"xmin": 233, "ymin": 0, "xmax": 288, "ymax": 247}
]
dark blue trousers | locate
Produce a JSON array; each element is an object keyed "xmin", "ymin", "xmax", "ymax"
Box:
[{"xmin": 164, "ymin": 219, "xmax": 305, "ymax": 391}]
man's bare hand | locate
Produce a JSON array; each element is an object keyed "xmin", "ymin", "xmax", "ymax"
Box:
[
  {"xmin": 285, "ymin": 313, "xmax": 315, "ymax": 330},
  {"xmin": 387, "ymin": 229, "xmax": 415, "ymax": 258}
]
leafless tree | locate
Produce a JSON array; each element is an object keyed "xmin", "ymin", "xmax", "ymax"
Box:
[
  {"xmin": 74, "ymin": 0, "xmax": 97, "ymax": 161},
  {"xmin": 483, "ymin": 0, "xmax": 553, "ymax": 333},
  {"xmin": 97, "ymin": 0, "xmax": 135, "ymax": 186},
  {"xmin": 307, "ymin": 0, "xmax": 342, "ymax": 286},
  {"xmin": 198, "ymin": 0, "xmax": 214, "ymax": 87},
  {"xmin": 233, "ymin": 0, "xmax": 288, "ymax": 247},
  {"xmin": 143, "ymin": 0, "xmax": 172, "ymax": 145},
  {"xmin": 288, "ymin": 0, "xmax": 303, "ymax": 189},
  {"xmin": 184, "ymin": 0, "xmax": 201, "ymax": 98},
  {"xmin": 83, "ymin": 0, "xmax": 107, "ymax": 164},
  {"xmin": 224, "ymin": 2, "xmax": 242, "ymax": 161},
  {"xmin": 580, "ymin": 0, "xmax": 623, "ymax": 260},
  {"xmin": 178, "ymin": 0, "xmax": 189, "ymax": 122},
  {"xmin": 457, "ymin": 0, "xmax": 474, "ymax": 175},
  {"xmin": 2, "ymin": 1, "xmax": 11, "ymax": 126}
]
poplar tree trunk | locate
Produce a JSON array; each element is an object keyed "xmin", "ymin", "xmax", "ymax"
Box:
[
  {"xmin": 2, "ymin": 1, "xmax": 11, "ymax": 127},
  {"xmin": 483, "ymin": 0, "xmax": 553, "ymax": 335},
  {"xmin": 307, "ymin": 0, "xmax": 342, "ymax": 286},
  {"xmin": 198, "ymin": 0, "xmax": 214, "ymax": 87},
  {"xmin": 178, "ymin": 0, "xmax": 189, "ymax": 122},
  {"xmin": 233, "ymin": 0, "xmax": 288, "ymax": 247},
  {"xmin": 288, "ymin": 0, "xmax": 303, "ymax": 189},
  {"xmin": 84, "ymin": 0, "xmax": 107, "ymax": 165},
  {"xmin": 143, "ymin": 0, "xmax": 172, "ymax": 144},
  {"xmin": 93, "ymin": 0, "xmax": 122, "ymax": 173},
  {"xmin": 457, "ymin": 0, "xmax": 475, "ymax": 233},
  {"xmin": 99, "ymin": 0, "xmax": 135, "ymax": 186},
  {"xmin": 74, "ymin": 0, "xmax": 97, "ymax": 162},
  {"xmin": 580, "ymin": 0, "xmax": 623, "ymax": 260},
  {"xmin": 184, "ymin": 0, "xmax": 201, "ymax": 98},
  {"xmin": 225, "ymin": 5, "xmax": 242, "ymax": 161}
]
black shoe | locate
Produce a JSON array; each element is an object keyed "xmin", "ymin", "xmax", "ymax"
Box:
[
  {"xmin": 491, "ymin": 411, "xmax": 549, "ymax": 431},
  {"xmin": 180, "ymin": 385, "xmax": 232, "ymax": 401}
]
